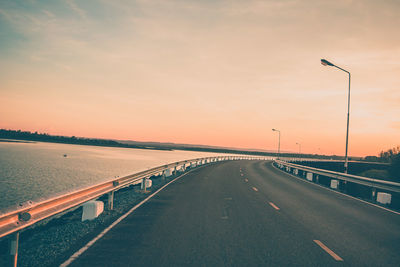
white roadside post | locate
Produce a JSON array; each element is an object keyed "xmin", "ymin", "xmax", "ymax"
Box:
[
  {"xmin": 306, "ymin": 172, "xmax": 313, "ymax": 182},
  {"xmin": 330, "ymin": 180, "xmax": 339, "ymax": 189},
  {"xmin": 377, "ymin": 192, "xmax": 392, "ymax": 205},
  {"xmin": 164, "ymin": 169, "xmax": 172, "ymax": 177},
  {"xmin": 82, "ymin": 201, "xmax": 104, "ymax": 221}
]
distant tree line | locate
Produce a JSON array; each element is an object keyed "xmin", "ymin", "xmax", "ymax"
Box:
[
  {"xmin": 362, "ymin": 146, "xmax": 400, "ymax": 180},
  {"xmin": 363, "ymin": 146, "xmax": 400, "ymax": 163}
]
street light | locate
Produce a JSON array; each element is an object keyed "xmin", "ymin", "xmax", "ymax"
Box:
[
  {"xmin": 272, "ymin": 128, "xmax": 280, "ymax": 159},
  {"xmin": 321, "ymin": 58, "xmax": 351, "ymax": 174},
  {"xmin": 296, "ymin": 142, "xmax": 301, "ymax": 154}
]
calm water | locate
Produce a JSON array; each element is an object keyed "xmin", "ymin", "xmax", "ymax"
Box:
[{"xmin": 0, "ymin": 141, "xmax": 223, "ymax": 213}]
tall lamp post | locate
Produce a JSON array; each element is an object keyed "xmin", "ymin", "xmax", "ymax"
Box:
[
  {"xmin": 272, "ymin": 128, "xmax": 280, "ymax": 159},
  {"xmin": 321, "ymin": 59, "xmax": 351, "ymax": 174},
  {"xmin": 296, "ymin": 142, "xmax": 301, "ymax": 154}
]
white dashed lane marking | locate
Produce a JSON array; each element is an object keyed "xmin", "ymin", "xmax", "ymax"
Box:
[
  {"xmin": 313, "ymin": 240, "xmax": 344, "ymax": 261},
  {"xmin": 269, "ymin": 202, "xmax": 280, "ymax": 210}
]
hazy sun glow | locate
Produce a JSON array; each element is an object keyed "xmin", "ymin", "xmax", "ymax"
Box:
[{"xmin": 1, "ymin": 0, "xmax": 399, "ymax": 156}]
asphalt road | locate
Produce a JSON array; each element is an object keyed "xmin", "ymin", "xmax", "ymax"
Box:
[{"xmin": 66, "ymin": 160, "xmax": 400, "ymax": 266}]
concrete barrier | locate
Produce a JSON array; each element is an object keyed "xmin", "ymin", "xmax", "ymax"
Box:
[{"xmin": 82, "ymin": 201, "xmax": 104, "ymax": 221}]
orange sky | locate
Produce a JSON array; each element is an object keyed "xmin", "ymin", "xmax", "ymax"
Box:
[{"xmin": 1, "ymin": 0, "xmax": 399, "ymax": 157}]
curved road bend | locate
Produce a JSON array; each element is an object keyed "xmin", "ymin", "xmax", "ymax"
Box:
[{"xmin": 65, "ymin": 161, "xmax": 400, "ymax": 267}]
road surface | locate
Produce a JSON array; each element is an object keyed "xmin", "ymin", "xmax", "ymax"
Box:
[{"xmin": 65, "ymin": 160, "xmax": 400, "ymax": 266}]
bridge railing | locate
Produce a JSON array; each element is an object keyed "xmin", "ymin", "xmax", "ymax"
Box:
[{"xmin": 274, "ymin": 159, "xmax": 400, "ymax": 208}]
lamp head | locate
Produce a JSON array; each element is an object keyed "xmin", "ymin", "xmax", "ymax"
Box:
[{"xmin": 321, "ymin": 59, "xmax": 334, "ymax": 66}]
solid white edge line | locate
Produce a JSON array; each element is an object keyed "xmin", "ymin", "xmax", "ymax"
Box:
[
  {"xmin": 59, "ymin": 166, "xmax": 203, "ymax": 267},
  {"xmin": 271, "ymin": 162, "xmax": 400, "ymax": 216}
]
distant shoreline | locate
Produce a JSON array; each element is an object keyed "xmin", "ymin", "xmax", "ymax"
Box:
[
  {"xmin": 0, "ymin": 138, "xmax": 36, "ymax": 144},
  {"xmin": 0, "ymin": 129, "xmax": 173, "ymax": 151},
  {"xmin": 0, "ymin": 128, "xmax": 341, "ymax": 159},
  {"xmin": 0, "ymin": 136, "xmax": 172, "ymax": 151}
]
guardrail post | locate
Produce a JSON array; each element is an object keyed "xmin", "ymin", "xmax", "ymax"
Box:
[
  {"xmin": 341, "ymin": 180, "xmax": 348, "ymax": 193},
  {"xmin": 108, "ymin": 191, "xmax": 114, "ymax": 210},
  {"xmin": 371, "ymin": 188, "xmax": 377, "ymax": 202},
  {"xmin": 8, "ymin": 232, "xmax": 19, "ymax": 267},
  {"xmin": 141, "ymin": 178, "xmax": 148, "ymax": 193}
]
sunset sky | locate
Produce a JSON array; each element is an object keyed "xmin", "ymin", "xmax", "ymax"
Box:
[{"xmin": 1, "ymin": 0, "xmax": 399, "ymax": 157}]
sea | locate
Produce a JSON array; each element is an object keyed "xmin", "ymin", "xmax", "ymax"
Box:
[{"xmin": 0, "ymin": 140, "xmax": 224, "ymax": 213}]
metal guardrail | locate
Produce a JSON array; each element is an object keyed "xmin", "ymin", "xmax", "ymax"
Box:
[
  {"xmin": 274, "ymin": 160, "xmax": 400, "ymax": 193},
  {"xmin": 0, "ymin": 155, "xmax": 268, "ymax": 240}
]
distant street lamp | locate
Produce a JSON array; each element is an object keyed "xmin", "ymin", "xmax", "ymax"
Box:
[
  {"xmin": 272, "ymin": 128, "xmax": 281, "ymax": 159},
  {"xmin": 321, "ymin": 59, "xmax": 351, "ymax": 173},
  {"xmin": 296, "ymin": 142, "xmax": 301, "ymax": 154}
]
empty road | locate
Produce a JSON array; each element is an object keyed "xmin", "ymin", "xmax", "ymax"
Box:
[{"xmin": 64, "ymin": 160, "xmax": 400, "ymax": 266}]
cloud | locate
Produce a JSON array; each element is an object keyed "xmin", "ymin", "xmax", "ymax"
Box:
[
  {"xmin": 65, "ymin": 0, "xmax": 86, "ymax": 19},
  {"xmin": 1, "ymin": 0, "xmax": 400, "ymax": 155},
  {"xmin": 391, "ymin": 121, "xmax": 400, "ymax": 130},
  {"xmin": 0, "ymin": 8, "xmax": 10, "ymax": 20},
  {"xmin": 42, "ymin": 9, "xmax": 55, "ymax": 18}
]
